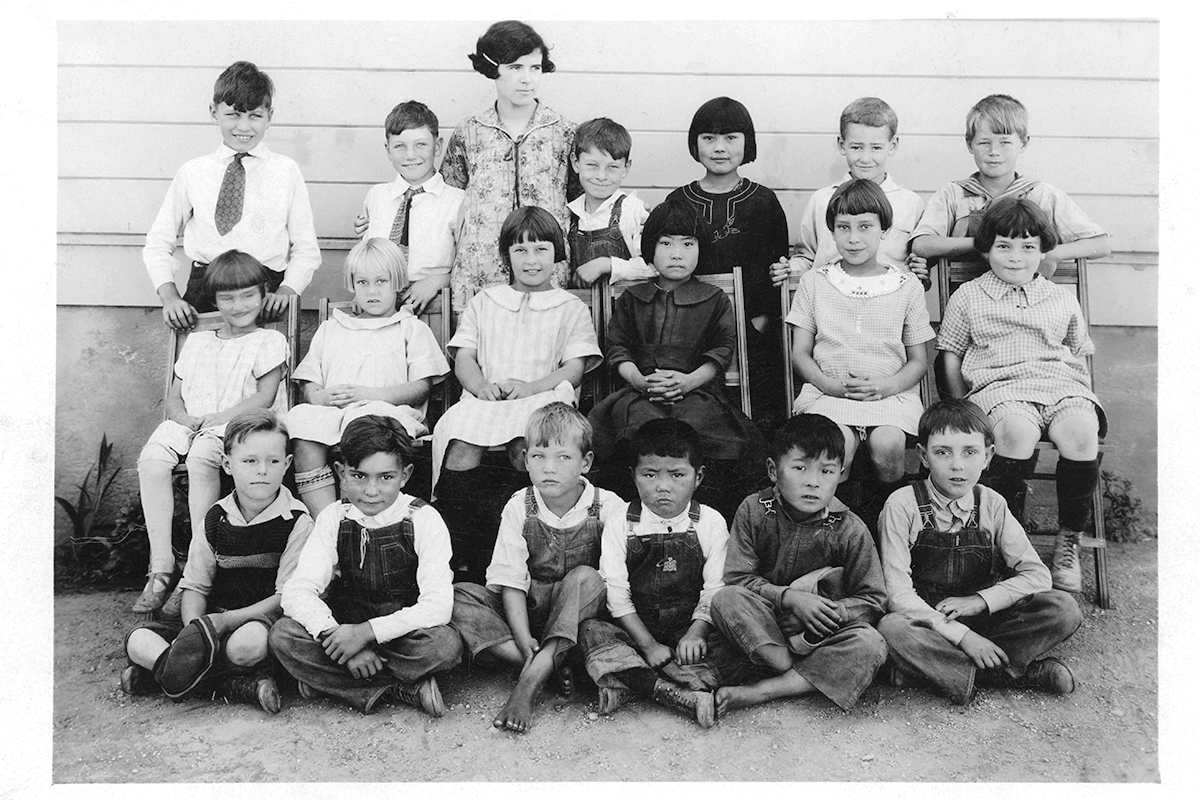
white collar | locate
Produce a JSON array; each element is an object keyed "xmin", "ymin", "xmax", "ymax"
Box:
[
  {"xmin": 388, "ymin": 171, "xmax": 446, "ymax": 199},
  {"xmin": 532, "ymin": 479, "xmax": 596, "ymax": 522},
  {"xmin": 216, "ymin": 142, "xmax": 268, "ymax": 160},
  {"xmin": 837, "ymin": 172, "xmax": 899, "ymax": 193},
  {"xmin": 633, "ymin": 502, "xmax": 694, "ymax": 530},
  {"xmin": 343, "ymin": 493, "xmax": 420, "ymax": 527},
  {"xmin": 483, "ymin": 284, "xmax": 575, "ymax": 312},
  {"xmin": 567, "ymin": 188, "xmax": 628, "ymax": 218},
  {"xmin": 216, "ymin": 486, "xmax": 307, "ymax": 526},
  {"xmin": 331, "ymin": 306, "xmax": 413, "ymax": 330}
]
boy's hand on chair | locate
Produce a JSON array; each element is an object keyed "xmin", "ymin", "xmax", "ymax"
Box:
[
  {"xmin": 935, "ymin": 594, "xmax": 987, "ymax": 622},
  {"xmin": 958, "ymin": 631, "xmax": 1009, "ymax": 671},
  {"xmin": 783, "ymin": 588, "xmax": 843, "ymax": 638},
  {"xmin": 353, "ymin": 212, "xmax": 369, "ymax": 238},
  {"xmin": 905, "ymin": 253, "xmax": 932, "ymax": 290},
  {"xmin": 572, "ymin": 257, "xmax": 611, "ymax": 287},
  {"xmin": 401, "ymin": 275, "xmax": 445, "ymax": 315},
  {"xmin": 345, "ymin": 648, "xmax": 384, "ymax": 679},
  {"xmin": 639, "ymin": 640, "xmax": 674, "ymax": 669},
  {"xmin": 161, "ymin": 295, "xmax": 198, "ymax": 330},
  {"xmin": 319, "ymin": 622, "xmax": 377, "ymax": 664},
  {"xmin": 674, "ymin": 629, "xmax": 708, "ymax": 666},
  {"xmin": 769, "ymin": 256, "xmax": 792, "ymax": 287},
  {"xmin": 261, "ymin": 287, "xmax": 296, "ymax": 321}
]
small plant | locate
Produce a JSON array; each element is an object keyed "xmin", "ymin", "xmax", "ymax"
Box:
[
  {"xmin": 1102, "ymin": 470, "xmax": 1155, "ymax": 543},
  {"xmin": 55, "ymin": 434, "xmax": 121, "ymax": 543}
]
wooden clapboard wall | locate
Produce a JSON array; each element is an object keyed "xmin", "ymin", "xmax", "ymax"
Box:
[{"xmin": 57, "ymin": 18, "xmax": 1158, "ymax": 325}]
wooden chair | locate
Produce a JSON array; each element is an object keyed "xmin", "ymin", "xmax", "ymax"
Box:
[
  {"xmin": 603, "ymin": 267, "xmax": 753, "ymax": 417},
  {"xmin": 567, "ymin": 283, "xmax": 607, "ymax": 414},
  {"xmin": 935, "ymin": 257, "xmax": 1111, "ymax": 609}
]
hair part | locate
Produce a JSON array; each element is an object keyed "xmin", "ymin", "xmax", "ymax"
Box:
[
  {"xmin": 498, "ymin": 206, "xmax": 567, "ymax": 271},
  {"xmin": 344, "ymin": 237, "xmax": 408, "ymax": 292},
  {"xmin": 202, "ymin": 249, "xmax": 267, "ymax": 300},
  {"xmin": 965, "ymin": 93, "xmax": 1028, "ymax": 144},
  {"xmin": 573, "ymin": 117, "xmax": 632, "ymax": 161},
  {"xmin": 213, "ymin": 61, "xmax": 274, "ymax": 112},
  {"xmin": 385, "ymin": 100, "xmax": 439, "ymax": 139},
  {"xmin": 688, "ymin": 96, "xmax": 757, "ymax": 164},
  {"xmin": 839, "ymin": 96, "xmax": 899, "ymax": 140},
  {"xmin": 769, "ymin": 414, "xmax": 845, "ymax": 465},
  {"xmin": 223, "ymin": 409, "xmax": 290, "ymax": 455},
  {"xmin": 525, "ymin": 402, "xmax": 593, "ymax": 455},
  {"xmin": 825, "ymin": 178, "xmax": 894, "ymax": 232},
  {"xmin": 629, "ymin": 417, "xmax": 705, "ymax": 471},
  {"xmin": 973, "ymin": 196, "xmax": 1059, "ymax": 254},
  {"xmin": 339, "ymin": 414, "xmax": 414, "ymax": 469},
  {"xmin": 918, "ymin": 398, "xmax": 995, "ymax": 447},
  {"xmin": 639, "ymin": 198, "xmax": 711, "ymax": 265},
  {"xmin": 469, "ymin": 20, "xmax": 556, "ymax": 79}
]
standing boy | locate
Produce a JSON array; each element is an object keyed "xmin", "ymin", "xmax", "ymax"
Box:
[
  {"xmin": 354, "ymin": 100, "xmax": 466, "ymax": 314},
  {"xmin": 878, "ymin": 399, "xmax": 1083, "ymax": 705},
  {"xmin": 269, "ymin": 415, "xmax": 462, "ymax": 716},
  {"xmin": 710, "ymin": 414, "xmax": 887, "ymax": 716},
  {"xmin": 120, "ymin": 410, "xmax": 314, "ymax": 714},
  {"xmin": 565, "ymin": 117, "xmax": 656, "ymax": 287},
  {"xmin": 144, "ymin": 61, "xmax": 321, "ymax": 329}
]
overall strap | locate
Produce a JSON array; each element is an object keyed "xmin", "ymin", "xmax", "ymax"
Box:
[
  {"xmin": 968, "ymin": 485, "xmax": 982, "ymax": 529},
  {"xmin": 626, "ymin": 498, "xmax": 642, "ymax": 534},
  {"xmin": 523, "ymin": 486, "xmax": 539, "ymax": 518},
  {"xmin": 607, "ymin": 194, "xmax": 626, "ymax": 227},
  {"xmin": 911, "ymin": 480, "xmax": 937, "ymax": 532},
  {"xmin": 587, "ymin": 486, "xmax": 604, "ymax": 519},
  {"xmin": 686, "ymin": 499, "xmax": 702, "ymax": 526}
]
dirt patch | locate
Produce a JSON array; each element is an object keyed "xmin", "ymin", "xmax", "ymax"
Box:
[{"xmin": 53, "ymin": 541, "xmax": 1158, "ymax": 783}]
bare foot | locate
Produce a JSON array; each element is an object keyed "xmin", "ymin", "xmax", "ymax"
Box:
[
  {"xmin": 715, "ymin": 686, "xmax": 759, "ymax": 717},
  {"xmin": 493, "ymin": 679, "xmax": 539, "ymax": 733}
]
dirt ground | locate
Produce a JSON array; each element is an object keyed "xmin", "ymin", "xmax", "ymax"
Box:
[{"xmin": 51, "ymin": 540, "xmax": 1158, "ymax": 784}]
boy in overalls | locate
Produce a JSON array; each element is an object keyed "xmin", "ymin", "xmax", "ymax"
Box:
[
  {"xmin": 450, "ymin": 403, "xmax": 625, "ymax": 732},
  {"xmin": 579, "ymin": 418, "xmax": 733, "ymax": 728},
  {"xmin": 878, "ymin": 399, "xmax": 1083, "ymax": 704}
]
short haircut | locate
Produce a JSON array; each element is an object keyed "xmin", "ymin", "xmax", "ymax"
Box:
[
  {"xmin": 965, "ymin": 94, "xmax": 1029, "ymax": 144},
  {"xmin": 573, "ymin": 117, "xmax": 632, "ymax": 161},
  {"xmin": 918, "ymin": 398, "xmax": 994, "ymax": 447},
  {"xmin": 640, "ymin": 198, "xmax": 711, "ymax": 266},
  {"xmin": 839, "ymin": 96, "xmax": 899, "ymax": 140},
  {"xmin": 223, "ymin": 409, "xmax": 290, "ymax": 455},
  {"xmin": 769, "ymin": 414, "xmax": 846, "ymax": 466},
  {"xmin": 339, "ymin": 414, "xmax": 414, "ymax": 469},
  {"xmin": 344, "ymin": 237, "xmax": 408, "ymax": 292},
  {"xmin": 469, "ymin": 20, "xmax": 556, "ymax": 79},
  {"xmin": 498, "ymin": 206, "xmax": 568, "ymax": 271},
  {"xmin": 526, "ymin": 402, "xmax": 593, "ymax": 455},
  {"xmin": 688, "ymin": 96, "xmax": 757, "ymax": 164},
  {"xmin": 825, "ymin": 178, "xmax": 894, "ymax": 232},
  {"xmin": 213, "ymin": 61, "xmax": 274, "ymax": 112},
  {"xmin": 384, "ymin": 100, "xmax": 439, "ymax": 139},
  {"xmin": 629, "ymin": 418, "xmax": 705, "ymax": 471},
  {"xmin": 202, "ymin": 249, "xmax": 267, "ymax": 300},
  {"xmin": 973, "ymin": 196, "xmax": 1059, "ymax": 254}
]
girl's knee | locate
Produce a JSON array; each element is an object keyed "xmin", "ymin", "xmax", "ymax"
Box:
[
  {"xmin": 1049, "ymin": 417, "xmax": 1099, "ymax": 459},
  {"xmin": 225, "ymin": 622, "xmax": 270, "ymax": 667},
  {"xmin": 443, "ymin": 440, "xmax": 485, "ymax": 472},
  {"xmin": 293, "ymin": 439, "xmax": 330, "ymax": 471},
  {"xmin": 992, "ymin": 417, "xmax": 1040, "ymax": 457}
]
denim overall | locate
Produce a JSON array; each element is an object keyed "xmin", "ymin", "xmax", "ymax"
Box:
[
  {"xmin": 909, "ymin": 482, "xmax": 1005, "ymax": 607},
  {"xmin": 205, "ymin": 503, "xmax": 294, "ymax": 612},
  {"xmin": 326, "ymin": 500, "xmax": 426, "ymax": 625},
  {"xmin": 523, "ymin": 487, "xmax": 605, "ymax": 582},
  {"xmin": 625, "ymin": 498, "xmax": 705, "ymax": 642},
  {"xmin": 568, "ymin": 195, "xmax": 631, "ymax": 271}
]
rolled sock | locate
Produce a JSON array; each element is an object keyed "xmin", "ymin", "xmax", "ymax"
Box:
[
  {"xmin": 1056, "ymin": 457, "xmax": 1100, "ymax": 532},
  {"xmin": 294, "ymin": 466, "xmax": 334, "ymax": 495}
]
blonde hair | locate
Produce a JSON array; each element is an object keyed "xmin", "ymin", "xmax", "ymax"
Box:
[
  {"xmin": 525, "ymin": 402, "xmax": 593, "ymax": 455},
  {"xmin": 965, "ymin": 94, "xmax": 1029, "ymax": 144},
  {"xmin": 344, "ymin": 237, "xmax": 408, "ymax": 292}
]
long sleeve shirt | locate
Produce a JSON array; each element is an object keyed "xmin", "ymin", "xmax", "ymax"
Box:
[
  {"xmin": 281, "ymin": 493, "xmax": 453, "ymax": 644},
  {"xmin": 360, "ymin": 172, "xmax": 465, "ymax": 284},
  {"xmin": 599, "ymin": 500, "xmax": 728, "ymax": 624},
  {"xmin": 143, "ymin": 142, "xmax": 321, "ymax": 295},
  {"xmin": 878, "ymin": 479, "xmax": 1053, "ymax": 646}
]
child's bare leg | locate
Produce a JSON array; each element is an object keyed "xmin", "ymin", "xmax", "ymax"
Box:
[
  {"xmin": 126, "ymin": 628, "xmax": 170, "ymax": 670},
  {"xmin": 186, "ymin": 438, "xmax": 224, "ymax": 556},
  {"xmin": 714, "ymin": 643, "xmax": 815, "ymax": 715},
  {"xmin": 867, "ymin": 425, "xmax": 907, "ymax": 483},
  {"xmin": 1047, "ymin": 415, "xmax": 1099, "ymax": 460},
  {"xmin": 442, "ymin": 440, "xmax": 487, "ymax": 473},
  {"xmin": 992, "ymin": 416, "xmax": 1040, "ymax": 459},
  {"xmin": 836, "ymin": 425, "xmax": 859, "ymax": 484},
  {"xmin": 494, "ymin": 636, "xmax": 566, "ymax": 733},
  {"xmin": 293, "ymin": 439, "xmax": 337, "ymax": 517},
  {"xmin": 505, "ymin": 438, "xmax": 527, "ymax": 472},
  {"xmin": 477, "ymin": 639, "xmax": 526, "ymax": 667},
  {"xmin": 224, "ymin": 621, "xmax": 270, "ymax": 668},
  {"xmin": 136, "ymin": 458, "xmax": 177, "ymax": 575}
]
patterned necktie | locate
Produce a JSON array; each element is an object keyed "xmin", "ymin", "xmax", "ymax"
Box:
[
  {"xmin": 215, "ymin": 152, "xmax": 250, "ymax": 235},
  {"xmin": 389, "ymin": 185, "xmax": 424, "ymax": 247}
]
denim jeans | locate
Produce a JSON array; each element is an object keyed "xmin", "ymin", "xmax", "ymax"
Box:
[
  {"xmin": 710, "ymin": 584, "xmax": 887, "ymax": 710},
  {"xmin": 878, "ymin": 590, "xmax": 1083, "ymax": 704},
  {"xmin": 268, "ymin": 617, "xmax": 462, "ymax": 713},
  {"xmin": 577, "ymin": 618, "xmax": 744, "ymax": 691}
]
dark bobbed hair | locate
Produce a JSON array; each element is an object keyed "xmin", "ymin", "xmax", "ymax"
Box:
[
  {"xmin": 639, "ymin": 198, "xmax": 711, "ymax": 266},
  {"xmin": 213, "ymin": 61, "xmax": 274, "ymax": 112},
  {"xmin": 687, "ymin": 96, "xmax": 757, "ymax": 164},
  {"xmin": 769, "ymin": 413, "xmax": 846, "ymax": 466},
  {"xmin": 526, "ymin": 401, "xmax": 593, "ymax": 455},
  {"xmin": 629, "ymin": 418, "xmax": 705, "ymax": 471},
  {"xmin": 469, "ymin": 20, "xmax": 556, "ymax": 79},
  {"xmin": 385, "ymin": 100, "xmax": 439, "ymax": 139},
  {"xmin": 202, "ymin": 249, "xmax": 268, "ymax": 301},
  {"xmin": 973, "ymin": 196, "xmax": 1059, "ymax": 254},
  {"xmin": 573, "ymin": 117, "xmax": 632, "ymax": 161},
  {"xmin": 223, "ymin": 409, "xmax": 290, "ymax": 455},
  {"xmin": 339, "ymin": 414, "xmax": 414, "ymax": 469},
  {"xmin": 498, "ymin": 206, "xmax": 568, "ymax": 272},
  {"xmin": 825, "ymin": 178, "xmax": 894, "ymax": 232},
  {"xmin": 917, "ymin": 398, "xmax": 995, "ymax": 448}
]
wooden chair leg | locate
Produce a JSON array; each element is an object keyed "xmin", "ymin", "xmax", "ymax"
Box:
[{"xmin": 1091, "ymin": 478, "xmax": 1112, "ymax": 609}]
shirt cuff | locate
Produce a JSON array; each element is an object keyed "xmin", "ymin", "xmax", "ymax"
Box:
[{"xmin": 763, "ymin": 583, "xmax": 789, "ymax": 614}]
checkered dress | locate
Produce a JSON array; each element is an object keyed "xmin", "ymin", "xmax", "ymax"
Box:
[
  {"xmin": 176, "ymin": 328, "xmax": 288, "ymax": 418},
  {"xmin": 936, "ymin": 271, "xmax": 1103, "ymax": 432}
]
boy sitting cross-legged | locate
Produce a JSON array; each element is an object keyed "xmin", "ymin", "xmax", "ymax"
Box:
[
  {"xmin": 269, "ymin": 415, "xmax": 462, "ymax": 716},
  {"xmin": 120, "ymin": 410, "xmax": 314, "ymax": 713},
  {"xmin": 878, "ymin": 399, "xmax": 1083, "ymax": 705},
  {"xmin": 450, "ymin": 402, "xmax": 625, "ymax": 733},
  {"xmin": 578, "ymin": 418, "xmax": 736, "ymax": 728},
  {"xmin": 710, "ymin": 413, "xmax": 888, "ymax": 716}
]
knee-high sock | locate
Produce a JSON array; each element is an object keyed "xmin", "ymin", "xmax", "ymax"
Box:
[
  {"xmin": 1057, "ymin": 457, "xmax": 1100, "ymax": 532},
  {"xmin": 984, "ymin": 454, "xmax": 1038, "ymax": 521}
]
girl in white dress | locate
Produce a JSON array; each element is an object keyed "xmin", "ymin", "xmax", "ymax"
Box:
[
  {"xmin": 287, "ymin": 238, "xmax": 450, "ymax": 516},
  {"xmin": 432, "ymin": 206, "xmax": 601, "ymax": 578},
  {"xmin": 786, "ymin": 179, "xmax": 934, "ymax": 508}
]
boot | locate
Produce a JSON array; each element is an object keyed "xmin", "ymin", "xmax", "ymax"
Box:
[
  {"xmin": 120, "ymin": 664, "xmax": 156, "ymax": 696},
  {"xmin": 1051, "ymin": 526, "xmax": 1083, "ymax": 593},
  {"xmin": 388, "ymin": 676, "xmax": 445, "ymax": 717},
  {"xmin": 218, "ymin": 672, "xmax": 281, "ymax": 714},
  {"xmin": 650, "ymin": 678, "xmax": 715, "ymax": 728}
]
